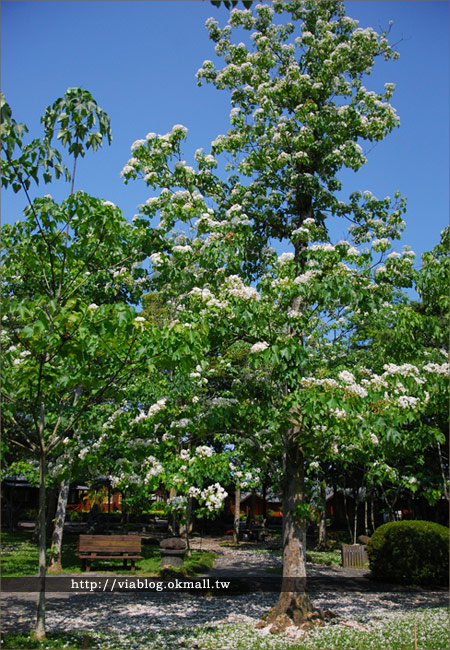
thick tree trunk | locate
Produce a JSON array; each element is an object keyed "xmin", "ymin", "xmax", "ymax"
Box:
[
  {"xmin": 34, "ymin": 450, "xmax": 47, "ymax": 641},
  {"xmin": 233, "ymin": 486, "xmax": 241, "ymax": 544},
  {"xmin": 48, "ymin": 478, "xmax": 70, "ymax": 572},
  {"xmin": 264, "ymin": 435, "xmax": 313, "ymax": 629},
  {"xmin": 316, "ymin": 480, "xmax": 327, "ymax": 550}
]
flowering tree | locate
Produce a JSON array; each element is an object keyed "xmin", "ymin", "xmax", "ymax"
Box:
[
  {"xmin": 118, "ymin": 0, "xmax": 434, "ymax": 627},
  {"xmin": 0, "ymin": 89, "xmax": 156, "ymax": 640}
]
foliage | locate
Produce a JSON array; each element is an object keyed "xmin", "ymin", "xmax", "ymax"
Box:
[
  {"xmin": 211, "ymin": 0, "xmax": 253, "ymax": 9},
  {"xmin": 367, "ymin": 520, "xmax": 449, "ymax": 586},
  {"xmin": 0, "ymin": 93, "xmax": 68, "ymax": 193},
  {"xmin": 118, "ymin": 4, "xmax": 448, "ymax": 617}
]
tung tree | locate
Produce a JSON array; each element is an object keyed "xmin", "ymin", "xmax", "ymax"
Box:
[{"xmin": 120, "ymin": 0, "xmax": 416, "ymax": 628}]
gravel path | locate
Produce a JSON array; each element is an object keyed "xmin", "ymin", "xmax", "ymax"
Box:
[{"xmin": 2, "ymin": 538, "xmax": 447, "ymax": 637}]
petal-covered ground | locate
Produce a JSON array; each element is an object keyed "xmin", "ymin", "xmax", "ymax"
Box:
[{"xmin": 2, "ymin": 540, "xmax": 448, "ymax": 649}]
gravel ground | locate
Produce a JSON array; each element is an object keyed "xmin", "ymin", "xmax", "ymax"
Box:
[{"xmin": 2, "ymin": 538, "xmax": 448, "ymax": 637}]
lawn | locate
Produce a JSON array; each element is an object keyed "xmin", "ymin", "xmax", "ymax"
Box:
[{"xmin": 0, "ymin": 530, "xmax": 216, "ymax": 578}]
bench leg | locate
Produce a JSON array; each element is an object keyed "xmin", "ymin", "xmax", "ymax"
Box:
[
  {"xmin": 86, "ymin": 560, "xmax": 91, "ymax": 573},
  {"xmin": 123, "ymin": 559, "xmax": 127, "ymax": 569},
  {"xmin": 131, "ymin": 560, "xmax": 136, "ymax": 572}
]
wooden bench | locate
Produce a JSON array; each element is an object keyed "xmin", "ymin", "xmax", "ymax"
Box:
[{"xmin": 77, "ymin": 534, "xmax": 143, "ymax": 572}]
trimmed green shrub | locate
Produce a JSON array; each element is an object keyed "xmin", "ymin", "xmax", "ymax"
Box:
[{"xmin": 367, "ymin": 520, "xmax": 449, "ymax": 586}]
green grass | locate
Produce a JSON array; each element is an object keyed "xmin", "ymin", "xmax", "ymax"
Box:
[
  {"xmin": 2, "ymin": 608, "xmax": 448, "ymax": 649},
  {"xmin": 306, "ymin": 549, "xmax": 342, "ymax": 567},
  {"xmin": 0, "ymin": 531, "xmax": 216, "ymax": 578}
]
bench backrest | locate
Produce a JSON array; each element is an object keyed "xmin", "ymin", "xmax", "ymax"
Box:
[{"xmin": 78, "ymin": 534, "xmax": 141, "ymax": 554}]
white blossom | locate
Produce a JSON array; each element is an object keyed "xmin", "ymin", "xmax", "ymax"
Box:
[
  {"xmin": 250, "ymin": 341, "xmax": 269, "ymax": 354},
  {"xmin": 397, "ymin": 395, "xmax": 419, "ymax": 409}
]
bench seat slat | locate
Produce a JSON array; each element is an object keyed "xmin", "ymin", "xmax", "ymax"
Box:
[{"xmin": 77, "ymin": 553, "xmax": 144, "ymax": 560}]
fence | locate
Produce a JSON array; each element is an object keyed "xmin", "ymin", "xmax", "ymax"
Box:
[{"xmin": 341, "ymin": 544, "xmax": 368, "ymax": 568}]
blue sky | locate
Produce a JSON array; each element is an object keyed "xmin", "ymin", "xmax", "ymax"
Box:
[{"xmin": 1, "ymin": 1, "xmax": 448, "ymax": 265}]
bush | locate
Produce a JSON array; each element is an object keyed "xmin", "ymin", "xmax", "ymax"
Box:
[
  {"xmin": 66, "ymin": 509, "xmax": 85, "ymax": 522},
  {"xmin": 326, "ymin": 530, "xmax": 352, "ymax": 549},
  {"xmin": 22, "ymin": 509, "xmax": 38, "ymax": 521},
  {"xmin": 367, "ymin": 520, "xmax": 449, "ymax": 586}
]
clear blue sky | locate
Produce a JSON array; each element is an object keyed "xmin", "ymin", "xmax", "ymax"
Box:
[{"xmin": 1, "ymin": 1, "xmax": 448, "ymax": 264}]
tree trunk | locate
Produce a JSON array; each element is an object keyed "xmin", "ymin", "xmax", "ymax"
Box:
[
  {"xmin": 370, "ymin": 497, "xmax": 376, "ymax": 532},
  {"xmin": 364, "ymin": 499, "xmax": 369, "ymax": 536},
  {"xmin": 264, "ymin": 434, "xmax": 313, "ymax": 629},
  {"xmin": 246, "ymin": 489, "xmax": 256, "ymax": 531},
  {"xmin": 352, "ymin": 488, "xmax": 360, "ymax": 544},
  {"xmin": 316, "ymin": 480, "xmax": 327, "ymax": 550},
  {"xmin": 46, "ymin": 487, "xmax": 57, "ymax": 538},
  {"xmin": 342, "ymin": 480, "xmax": 352, "ymax": 541},
  {"xmin": 168, "ymin": 487, "xmax": 177, "ymax": 536},
  {"xmin": 233, "ymin": 486, "xmax": 241, "ymax": 544},
  {"xmin": 437, "ymin": 443, "xmax": 449, "ymax": 502},
  {"xmin": 262, "ymin": 482, "xmax": 267, "ymax": 519},
  {"xmin": 34, "ymin": 449, "xmax": 47, "ymax": 641},
  {"xmin": 48, "ymin": 478, "xmax": 70, "ymax": 572}
]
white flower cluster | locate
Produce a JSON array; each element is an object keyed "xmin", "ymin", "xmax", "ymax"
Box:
[
  {"xmin": 338, "ymin": 370, "xmax": 355, "ymax": 385},
  {"xmin": 130, "ymin": 410, "xmax": 148, "ymax": 425},
  {"xmin": 397, "ymin": 395, "xmax": 419, "ymax": 409},
  {"xmin": 383, "ymin": 363, "xmax": 419, "ymax": 377},
  {"xmin": 150, "ymin": 252, "xmax": 164, "ymax": 266},
  {"xmin": 292, "ymin": 226, "xmax": 309, "ymax": 239},
  {"xmin": 368, "ymin": 374, "xmax": 389, "ymax": 389},
  {"xmin": 346, "ymin": 384, "xmax": 368, "ymax": 398},
  {"xmin": 330, "ymin": 408, "xmax": 346, "ymax": 419},
  {"xmin": 226, "ymin": 275, "xmax": 260, "ymax": 301},
  {"xmin": 249, "ymin": 341, "xmax": 269, "ymax": 354},
  {"xmin": 195, "ymin": 445, "xmax": 213, "ymax": 458},
  {"xmin": 148, "ymin": 398, "xmax": 167, "ymax": 417},
  {"xmin": 171, "ymin": 418, "xmax": 191, "ymax": 429},
  {"xmin": 103, "ymin": 405, "xmax": 127, "ymax": 430},
  {"xmin": 200, "ymin": 483, "xmax": 228, "ymax": 512},
  {"xmin": 144, "ymin": 456, "xmax": 164, "ymax": 483},
  {"xmin": 172, "ymin": 245, "xmax": 193, "ymax": 254},
  {"xmin": 294, "ymin": 270, "xmax": 319, "ymax": 285},
  {"xmin": 277, "ymin": 252, "xmax": 294, "ymax": 265},
  {"xmin": 167, "ymin": 495, "xmax": 188, "ymax": 511},
  {"xmin": 310, "ymin": 243, "xmax": 335, "ymax": 253},
  {"xmin": 372, "ymin": 238, "xmax": 390, "ymax": 251},
  {"xmin": 190, "ymin": 286, "xmax": 215, "ymax": 302},
  {"xmin": 423, "ymin": 362, "xmax": 449, "ymax": 375}
]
